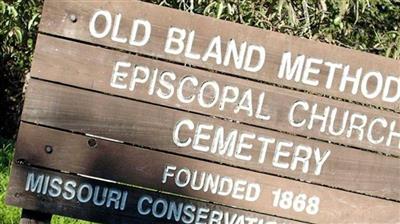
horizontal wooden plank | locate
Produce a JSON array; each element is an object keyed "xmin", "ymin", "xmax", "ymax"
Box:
[
  {"xmin": 13, "ymin": 123, "xmax": 400, "ymax": 223},
  {"xmin": 21, "ymin": 79, "xmax": 400, "ymax": 200},
  {"xmin": 7, "ymin": 164, "xmax": 299, "ymax": 224},
  {"xmin": 39, "ymin": 0, "xmax": 400, "ymax": 112},
  {"xmin": 30, "ymin": 34, "xmax": 400, "ymax": 157}
]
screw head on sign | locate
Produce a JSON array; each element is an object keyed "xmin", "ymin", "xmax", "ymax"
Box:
[
  {"xmin": 69, "ymin": 14, "xmax": 78, "ymax": 23},
  {"xmin": 16, "ymin": 159, "xmax": 28, "ymax": 165},
  {"xmin": 88, "ymin": 138, "xmax": 97, "ymax": 149},
  {"xmin": 44, "ymin": 145, "xmax": 53, "ymax": 154}
]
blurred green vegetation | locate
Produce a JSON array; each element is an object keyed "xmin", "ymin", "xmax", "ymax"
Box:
[
  {"xmin": 0, "ymin": 0, "xmax": 41, "ymax": 140},
  {"xmin": 0, "ymin": 0, "xmax": 399, "ymax": 223},
  {"xmin": 0, "ymin": 138, "xmax": 19, "ymax": 223},
  {"xmin": 0, "ymin": 0, "xmax": 42, "ymax": 221}
]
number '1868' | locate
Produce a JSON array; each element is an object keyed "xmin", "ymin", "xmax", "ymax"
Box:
[{"xmin": 272, "ymin": 188, "xmax": 320, "ymax": 215}]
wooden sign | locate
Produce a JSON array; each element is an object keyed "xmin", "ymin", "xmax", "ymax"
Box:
[
  {"xmin": 9, "ymin": 164, "xmax": 297, "ymax": 224},
  {"xmin": 7, "ymin": 0, "xmax": 400, "ymax": 223}
]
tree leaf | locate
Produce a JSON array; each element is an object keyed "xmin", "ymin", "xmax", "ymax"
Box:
[
  {"xmin": 216, "ymin": 1, "xmax": 224, "ymax": 19},
  {"xmin": 13, "ymin": 27, "xmax": 22, "ymax": 43},
  {"xmin": 28, "ymin": 13, "xmax": 39, "ymax": 30},
  {"xmin": 0, "ymin": 1, "xmax": 5, "ymax": 14}
]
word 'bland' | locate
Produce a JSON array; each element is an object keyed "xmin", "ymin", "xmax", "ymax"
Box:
[
  {"xmin": 89, "ymin": 10, "xmax": 265, "ymax": 73},
  {"xmin": 173, "ymin": 119, "xmax": 331, "ymax": 176}
]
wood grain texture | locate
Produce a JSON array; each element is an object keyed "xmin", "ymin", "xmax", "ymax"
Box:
[
  {"xmin": 22, "ymin": 76, "xmax": 400, "ymax": 201},
  {"xmin": 12, "ymin": 123, "xmax": 400, "ymax": 223},
  {"xmin": 38, "ymin": 0, "xmax": 400, "ymax": 112},
  {"xmin": 8, "ymin": 164, "xmax": 299, "ymax": 224},
  {"xmin": 30, "ymin": 34, "xmax": 400, "ymax": 157}
]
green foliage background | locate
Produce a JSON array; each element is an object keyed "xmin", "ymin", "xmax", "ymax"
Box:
[
  {"xmin": 0, "ymin": 0, "xmax": 41, "ymax": 140},
  {"xmin": 0, "ymin": 0, "xmax": 399, "ymax": 223}
]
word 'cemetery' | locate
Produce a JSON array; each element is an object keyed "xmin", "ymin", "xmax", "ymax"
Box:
[{"xmin": 172, "ymin": 119, "xmax": 331, "ymax": 175}]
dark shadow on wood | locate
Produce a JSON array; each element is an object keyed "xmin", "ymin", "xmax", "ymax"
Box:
[{"xmin": 20, "ymin": 209, "xmax": 52, "ymax": 224}]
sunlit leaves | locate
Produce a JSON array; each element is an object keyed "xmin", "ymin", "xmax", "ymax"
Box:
[{"xmin": 0, "ymin": 0, "xmax": 43, "ymax": 139}]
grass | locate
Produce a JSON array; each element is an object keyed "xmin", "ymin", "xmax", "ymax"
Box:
[
  {"xmin": 0, "ymin": 138, "xmax": 93, "ymax": 224},
  {"xmin": 0, "ymin": 138, "xmax": 19, "ymax": 223}
]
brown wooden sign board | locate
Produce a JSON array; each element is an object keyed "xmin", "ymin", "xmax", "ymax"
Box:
[
  {"xmin": 21, "ymin": 79, "xmax": 400, "ymax": 201},
  {"xmin": 6, "ymin": 0, "xmax": 400, "ymax": 223},
  {"xmin": 31, "ymin": 34, "xmax": 400, "ymax": 157},
  {"xmin": 39, "ymin": 0, "xmax": 400, "ymax": 112},
  {"xmin": 10, "ymin": 122, "xmax": 400, "ymax": 223}
]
